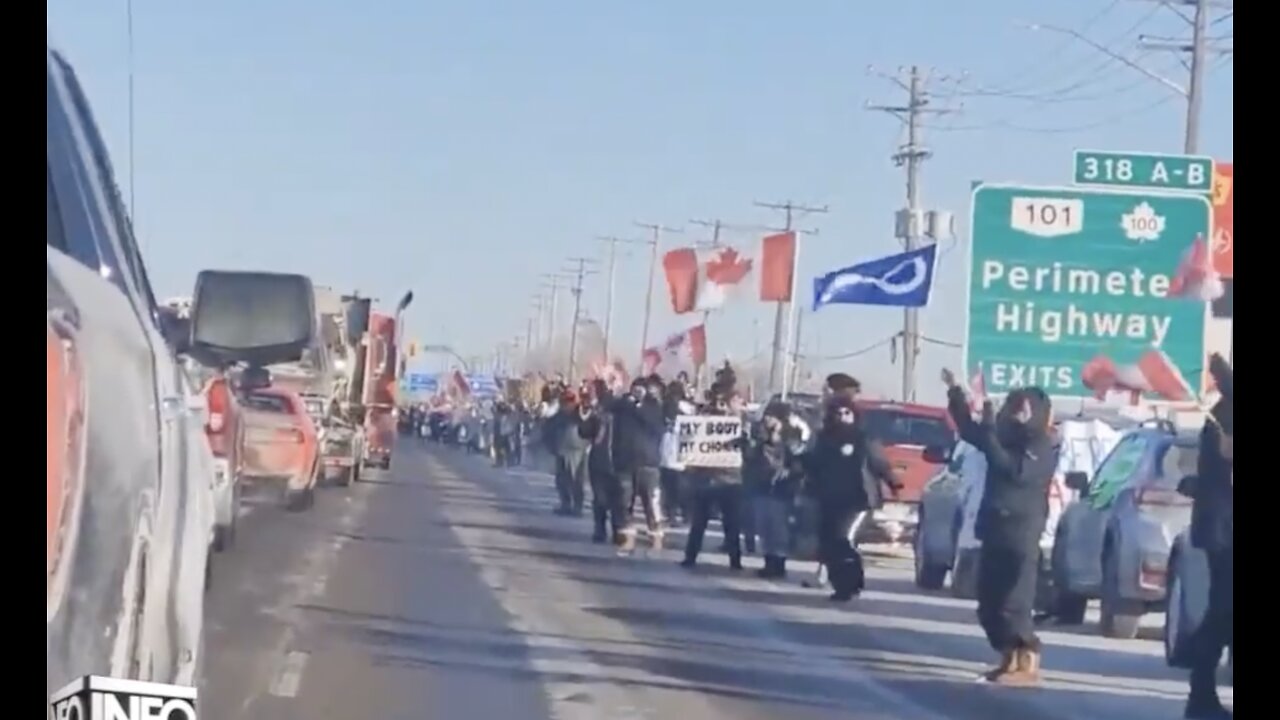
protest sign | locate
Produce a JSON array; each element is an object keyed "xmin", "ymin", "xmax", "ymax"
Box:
[{"xmin": 674, "ymin": 415, "xmax": 743, "ymax": 468}]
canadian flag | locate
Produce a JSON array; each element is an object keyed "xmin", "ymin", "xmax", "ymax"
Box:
[
  {"xmin": 1168, "ymin": 234, "xmax": 1225, "ymax": 302},
  {"xmin": 1080, "ymin": 349, "xmax": 1194, "ymax": 404},
  {"xmin": 642, "ymin": 325, "xmax": 708, "ymax": 376},
  {"xmin": 591, "ymin": 359, "xmax": 631, "ymax": 392},
  {"xmin": 662, "ymin": 232, "xmax": 798, "ymax": 313},
  {"xmin": 448, "ymin": 369, "xmax": 472, "ymax": 399},
  {"xmin": 968, "ymin": 363, "xmax": 988, "ymax": 413}
]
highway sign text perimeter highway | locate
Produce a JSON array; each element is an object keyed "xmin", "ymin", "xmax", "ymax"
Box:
[{"xmin": 966, "ymin": 184, "xmax": 1212, "ymax": 399}]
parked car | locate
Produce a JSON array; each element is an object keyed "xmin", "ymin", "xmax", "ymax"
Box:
[
  {"xmin": 239, "ymin": 388, "xmax": 322, "ymax": 509},
  {"xmin": 1051, "ymin": 422, "xmax": 1198, "ymax": 639},
  {"xmin": 47, "ymin": 44, "xmax": 212, "ymax": 697}
]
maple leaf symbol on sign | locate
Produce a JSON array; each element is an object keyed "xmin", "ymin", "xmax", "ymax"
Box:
[{"xmin": 706, "ymin": 247, "xmax": 753, "ymax": 284}]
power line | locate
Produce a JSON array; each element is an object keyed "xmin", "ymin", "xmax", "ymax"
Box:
[
  {"xmin": 799, "ymin": 335, "xmax": 897, "ymax": 362},
  {"xmin": 936, "ymin": 12, "xmax": 1233, "ymax": 137},
  {"xmin": 951, "ymin": 53, "xmax": 1180, "ymax": 106},
  {"xmin": 978, "ymin": 0, "xmax": 1126, "ymax": 95},
  {"xmin": 963, "ymin": 2, "xmax": 1159, "ymax": 101},
  {"xmin": 935, "ymin": 3, "xmax": 1168, "ymax": 133}
]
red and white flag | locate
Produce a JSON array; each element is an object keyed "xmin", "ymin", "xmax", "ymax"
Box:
[
  {"xmin": 642, "ymin": 325, "xmax": 707, "ymax": 376},
  {"xmin": 1080, "ymin": 349, "xmax": 1194, "ymax": 404},
  {"xmin": 968, "ymin": 363, "xmax": 988, "ymax": 413},
  {"xmin": 448, "ymin": 370, "xmax": 472, "ymax": 399},
  {"xmin": 1168, "ymin": 234, "xmax": 1226, "ymax": 302},
  {"xmin": 662, "ymin": 232, "xmax": 797, "ymax": 314},
  {"xmin": 591, "ymin": 359, "xmax": 631, "ymax": 392}
]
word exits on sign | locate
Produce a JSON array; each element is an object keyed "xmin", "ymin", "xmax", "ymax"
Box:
[{"xmin": 674, "ymin": 415, "xmax": 743, "ymax": 468}]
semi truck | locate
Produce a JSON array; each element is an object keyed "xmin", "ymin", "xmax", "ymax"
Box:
[
  {"xmin": 261, "ymin": 288, "xmax": 405, "ymax": 483},
  {"xmin": 358, "ymin": 310, "xmax": 399, "ymax": 470}
]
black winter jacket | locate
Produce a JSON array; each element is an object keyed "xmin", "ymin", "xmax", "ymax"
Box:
[
  {"xmin": 1191, "ymin": 365, "xmax": 1233, "ymax": 553},
  {"xmin": 804, "ymin": 424, "xmax": 897, "ymax": 513},
  {"xmin": 609, "ymin": 395, "xmax": 665, "ymax": 471},
  {"xmin": 580, "ymin": 409, "xmax": 615, "ymax": 478},
  {"xmin": 946, "ymin": 386, "xmax": 1059, "ymax": 548}
]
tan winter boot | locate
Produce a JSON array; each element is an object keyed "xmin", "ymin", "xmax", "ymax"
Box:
[
  {"xmin": 1018, "ymin": 647, "xmax": 1043, "ymax": 684},
  {"xmin": 995, "ymin": 648, "xmax": 1042, "ymax": 687},
  {"xmin": 982, "ymin": 651, "xmax": 1015, "ymax": 682}
]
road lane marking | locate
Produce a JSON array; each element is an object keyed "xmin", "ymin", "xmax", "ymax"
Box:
[
  {"xmin": 232, "ymin": 471, "xmax": 373, "ymax": 713},
  {"xmin": 268, "ymin": 650, "xmax": 310, "ymax": 698}
]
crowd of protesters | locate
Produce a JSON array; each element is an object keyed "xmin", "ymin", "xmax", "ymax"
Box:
[
  {"xmin": 414, "ymin": 354, "xmax": 1233, "ymax": 711},
  {"xmin": 514, "ymin": 366, "xmax": 905, "ymax": 603}
]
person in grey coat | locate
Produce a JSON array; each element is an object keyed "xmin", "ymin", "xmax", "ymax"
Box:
[
  {"xmin": 552, "ymin": 390, "xmax": 591, "ymax": 515},
  {"xmin": 747, "ymin": 402, "xmax": 810, "ymax": 579}
]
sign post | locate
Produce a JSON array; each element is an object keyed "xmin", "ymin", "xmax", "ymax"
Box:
[
  {"xmin": 1073, "ymin": 150, "xmax": 1214, "ymax": 193},
  {"xmin": 966, "ymin": 184, "xmax": 1212, "ymax": 401}
]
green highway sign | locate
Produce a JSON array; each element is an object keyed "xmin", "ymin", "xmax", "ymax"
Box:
[
  {"xmin": 1073, "ymin": 150, "xmax": 1213, "ymax": 193},
  {"xmin": 966, "ymin": 184, "xmax": 1212, "ymax": 400}
]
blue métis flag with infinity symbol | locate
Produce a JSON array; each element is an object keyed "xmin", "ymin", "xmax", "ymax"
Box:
[{"xmin": 812, "ymin": 243, "xmax": 939, "ymax": 311}]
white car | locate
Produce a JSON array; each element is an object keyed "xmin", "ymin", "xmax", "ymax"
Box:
[{"xmin": 48, "ymin": 44, "xmax": 213, "ymax": 696}]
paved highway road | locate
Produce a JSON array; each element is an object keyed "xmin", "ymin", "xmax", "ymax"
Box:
[{"xmin": 201, "ymin": 442, "xmax": 1223, "ymax": 719}]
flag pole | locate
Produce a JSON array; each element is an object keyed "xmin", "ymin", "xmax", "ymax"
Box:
[{"xmin": 780, "ymin": 234, "xmax": 803, "ymax": 401}]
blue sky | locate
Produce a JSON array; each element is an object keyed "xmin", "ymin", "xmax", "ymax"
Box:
[{"xmin": 48, "ymin": 0, "xmax": 1233, "ymax": 402}]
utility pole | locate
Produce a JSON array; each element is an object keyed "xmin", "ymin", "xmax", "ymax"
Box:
[
  {"xmin": 1184, "ymin": 0, "xmax": 1209, "ymax": 153},
  {"xmin": 689, "ymin": 218, "xmax": 730, "ymax": 248},
  {"xmin": 529, "ymin": 293, "xmax": 545, "ymax": 349},
  {"xmin": 595, "ymin": 235, "xmax": 647, "ymax": 364},
  {"xmin": 562, "ymin": 257, "xmax": 598, "ymax": 383},
  {"xmin": 633, "ymin": 222, "xmax": 683, "ymax": 365},
  {"xmin": 868, "ymin": 65, "xmax": 958, "ymax": 402},
  {"xmin": 540, "ymin": 274, "xmax": 567, "ymax": 349},
  {"xmin": 1027, "ymin": 4, "xmax": 1230, "ymax": 154},
  {"xmin": 1134, "ymin": 0, "xmax": 1232, "ymax": 154},
  {"xmin": 789, "ymin": 307, "xmax": 805, "ymax": 393},
  {"xmin": 754, "ymin": 200, "xmax": 827, "ymax": 397}
]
